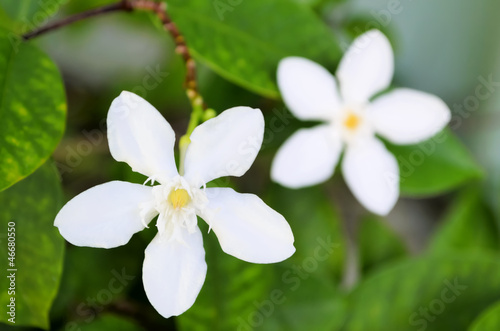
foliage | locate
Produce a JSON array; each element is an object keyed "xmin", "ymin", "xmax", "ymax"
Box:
[
  {"xmin": 0, "ymin": 162, "xmax": 64, "ymax": 329},
  {"xmin": 0, "ymin": 0, "xmax": 498, "ymax": 330},
  {"xmin": 0, "ymin": 28, "xmax": 66, "ymax": 192}
]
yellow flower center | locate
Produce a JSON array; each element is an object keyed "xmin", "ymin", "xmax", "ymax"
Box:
[
  {"xmin": 344, "ymin": 112, "xmax": 361, "ymax": 130},
  {"xmin": 168, "ymin": 189, "xmax": 191, "ymax": 209}
]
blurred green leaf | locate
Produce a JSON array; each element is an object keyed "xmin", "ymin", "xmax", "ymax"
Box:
[
  {"xmin": 178, "ymin": 184, "xmax": 346, "ymax": 330},
  {"xmin": 198, "ymin": 63, "xmax": 264, "ymax": 112},
  {"xmin": 386, "ymin": 129, "xmax": 483, "ymax": 197},
  {"xmin": 167, "ymin": 0, "xmax": 341, "ymax": 98},
  {"xmin": 0, "ymin": 28, "xmax": 66, "ymax": 192},
  {"xmin": 290, "ymin": 0, "xmax": 323, "ymax": 7},
  {"xmin": 51, "ymin": 237, "xmax": 146, "ymax": 322},
  {"xmin": 0, "ymin": 7, "xmax": 17, "ymax": 31},
  {"xmin": 267, "ymin": 185, "xmax": 345, "ymax": 282},
  {"xmin": 255, "ymin": 267, "xmax": 346, "ymax": 331},
  {"xmin": 62, "ymin": 0, "xmax": 119, "ymax": 15},
  {"xmin": 1, "ymin": 0, "xmax": 65, "ymax": 29},
  {"xmin": 0, "ymin": 162, "xmax": 65, "ymax": 329},
  {"xmin": 71, "ymin": 314, "xmax": 146, "ymax": 331},
  {"xmin": 342, "ymin": 15, "xmax": 394, "ymax": 43},
  {"xmin": 428, "ymin": 188, "xmax": 498, "ymax": 253},
  {"xmin": 343, "ymin": 253, "xmax": 500, "ymax": 331},
  {"xmin": 176, "ymin": 224, "xmax": 275, "ymax": 331},
  {"xmin": 468, "ymin": 301, "xmax": 500, "ymax": 331},
  {"xmin": 250, "ymin": 185, "xmax": 347, "ymax": 330},
  {"xmin": 358, "ymin": 216, "xmax": 407, "ymax": 276}
]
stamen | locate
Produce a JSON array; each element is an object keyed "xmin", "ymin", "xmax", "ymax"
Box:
[
  {"xmin": 168, "ymin": 189, "xmax": 191, "ymax": 209},
  {"xmin": 344, "ymin": 112, "xmax": 360, "ymax": 130}
]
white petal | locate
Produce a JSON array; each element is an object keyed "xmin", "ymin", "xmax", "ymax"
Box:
[
  {"xmin": 200, "ymin": 187, "xmax": 295, "ymax": 263},
  {"xmin": 54, "ymin": 181, "xmax": 155, "ymax": 248},
  {"xmin": 271, "ymin": 125, "xmax": 342, "ymax": 188},
  {"xmin": 368, "ymin": 88, "xmax": 451, "ymax": 145},
  {"xmin": 277, "ymin": 57, "xmax": 342, "ymax": 121},
  {"xmin": 107, "ymin": 91, "xmax": 178, "ymax": 184},
  {"xmin": 342, "ymin": 138, "xmax": 399, "ymax": 216},
  {"xmin": 337, "ymin": 30, "xmax": 394, "ymax": 104},
  {"xmin": 142, "ymin": 228, "xmax": 207, "ymax": 318},
  {"xmin": 183, "ymin": 107, "xmax": 264, "ymax": 185}
]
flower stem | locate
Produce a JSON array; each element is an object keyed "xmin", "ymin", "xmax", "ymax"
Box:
[
  {"xmin": 178, "ymin": 105, "xmax": 202, "ymax": 175},
  {"xmin": 178, "ymin": 105, "xmax": 216, "ymax": 175}
]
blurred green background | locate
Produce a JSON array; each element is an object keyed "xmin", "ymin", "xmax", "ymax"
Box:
[{"xmin": 1, "ymin": 0, "xmax": 500, "ymax": 330}]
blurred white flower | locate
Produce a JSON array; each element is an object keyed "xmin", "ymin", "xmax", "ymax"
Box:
[
  {"xmin": 272, "ymin": 30, "xmax": 451, "ymax": 215},
  {"xmin": 55, "ymin": 91, "xmax": 295, "ymax": 318}
]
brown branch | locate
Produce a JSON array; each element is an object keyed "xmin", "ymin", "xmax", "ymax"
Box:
[
  {"xmin": 22, "ymin": 0, "xmax": 206, "ymax": 109},
  {"xmin": 22, "ymin": 0, "xmax": 133, "ymax": 41},
  {"xmin": 130, "ymin": 1, "xmax": 205, "ymax": 109}
]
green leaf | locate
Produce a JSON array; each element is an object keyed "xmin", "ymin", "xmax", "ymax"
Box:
[
  {"xmin": 468, "ymin": 301, "xmax": 500, "ymax": 331},
  {"xmin": 428, "ymin": 188, "xmax": 499, "ymax": 253},
  {"xmin": 0, "ymin": 28, "xmax": 66, "ymax": 191},
  {"xmin": 267, "ymin": 185, "xmax": 346, "ymax": 282},
  {"xmin": 167, "ymin": 0, "xmax": 341, "ymax": 98},
  {"xmin": 176, "ymin": 224, "xmax": 276, "ymax": 331},
  {"xmin": 386, "ymin": 129, "xmax": 483, "ymax": 197},
  {"xmin": 51, "ymin": 237, "xmax": 145, "ymax": 322},
  {"xmin": 1, "ymin": 0, "xmax": 65, "ymax": 27},
  {"xmin": 343, "ymin": 253, "xmax": 500, "ymax": 331},
  {"xmin": 358, "ymin": 216, "xmax": 407, "ymax": 275},
  {"xmin": 0, "ymin": 7, "xmax": 17, "ymax": 32},
  {"xmin": 178, "ymin": 234, "xmax": 345, "ymax": 331},
  {"xmin": 0, "ymin": 161, "xmax": 65, "ymax": 329},
  {"xmin": 71, "ymin": 314, "xmax": 146, "ymax": 331},
  {"xmin": 253, "ymin": 185, "xmax": 347, "ymax": 330},
  {"xmin": 178, "ymin": 185, "xmax": 346, "ymax": 330},
  {"xmin": 254, "ymin": 267, "xmax": 346, "ymax": 331}
]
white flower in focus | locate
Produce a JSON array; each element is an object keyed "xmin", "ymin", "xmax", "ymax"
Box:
[
  {"xmin": 271, "ymin": 30, "xmax": 451, "ymax": 215},
  {"xmin": 54, "ymin": 91, "xmax": 295, "ymax": 318}
]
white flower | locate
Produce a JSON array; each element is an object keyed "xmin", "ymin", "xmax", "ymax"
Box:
[
  {"xmin": 54, "ymin": 91, "xmax": 295, "ymax": 318},
  {"xmin": 271, "ymin": 30, "xmax": 451, "ymax": 215}
]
